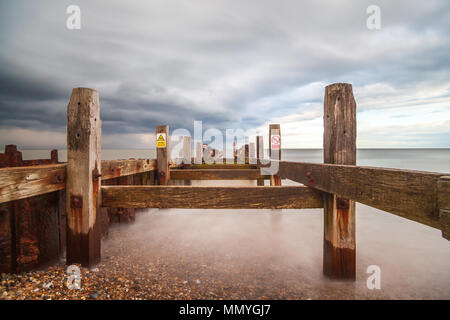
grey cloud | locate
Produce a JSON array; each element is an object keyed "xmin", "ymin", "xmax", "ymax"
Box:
[{"xmin": 0, "ymin": 0, "xmax": 449, "ymax": 148}]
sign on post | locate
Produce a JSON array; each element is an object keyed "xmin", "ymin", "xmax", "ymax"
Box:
[
  {"xmin": 271, "ymin": 134, "xmax": 281, "ymax": 150},
  {"xmin": 156, "ymin": 133, "xmax": 167, "ymax": 148}
]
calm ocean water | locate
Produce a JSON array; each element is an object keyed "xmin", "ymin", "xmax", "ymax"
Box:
[
  {"xmin": 21, "ymin": 148, "xmax": 450, "ymax": 299},
  {"xmin": 21, "ymin": 148, "xmax": 450, "ymax": 173}
]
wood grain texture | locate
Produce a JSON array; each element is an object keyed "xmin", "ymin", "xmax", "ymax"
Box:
[
  {"xmin": 102, "ymin": 159, "xmax": 156, "ymax": 180},
  {"xmin": 170, "ymin": 169, "xmax": 269, "ymax": 180},
  {"xmin": 0, "ymin": 159, "xmax": 155, "ymax": 204},
  {"xmin": 0, "ymin": 164, "xmax": 66, "ymax": 204},
  {"xmin": 279, "ymin": 161, "xmax": 445, "ymax": 230},
  {"xmin": 101, "ymin": 186, "xmax": 324, "ymax": 209},
  {"xmin": 66, "ymin": 87, "xmax": 101, "ymax": 267},
  {"xmin": 322, "ymin": 83, "xmax": 356, "ymax": 279}
]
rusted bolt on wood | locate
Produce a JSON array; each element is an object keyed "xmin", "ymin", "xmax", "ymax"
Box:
[
  {"xmin": 306, "ymin": 171, "xmax": 315, "ymax": 187},
  {"xmin": 337, "ymin": 198, "xmax": 350, "ymax": 210},
  {"xmin": 70, "ymin": 195, "xmax": 83, "ymax": 209},
  {"xmin": 92, "ymin": 168, "xmax": 102, "ymax": 182},
  {"xmin": 51, "ymin": 173, "xmax": 65, "ymax": 184}
]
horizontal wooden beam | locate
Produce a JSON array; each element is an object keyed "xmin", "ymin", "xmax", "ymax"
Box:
[
  {"xmin": 278, "ymin": 161, "xmax": 446, "ymax": 230},
  {"xmin": 0, "ymin": 159, "xmax": 157, "ymax": 204},
  {"xmin": 101, "ymin": 159, "xmax": 156, "ymax": 180},
  {"xmin": 180, "ymin": 163, "xmax": 258, "ymax": 170},
  {"xmin": 170, "ymin": 169, "xmax": 270, "ymax": 180},
  {"xmin": 0, "ymin": 164, "xmax": 66, "ymax": 204},
  {"xmin": 101, "ymin": 185, "xmax": 324, "ymax": 209}
]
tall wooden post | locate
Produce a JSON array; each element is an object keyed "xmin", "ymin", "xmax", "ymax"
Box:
[
  {"xmin": 156, "ymin": 125, "xmax": 169, "ymax": 185},
  {"xmin": 256, "ymin": 136, "xmax": 264, "ymax": 186},
  {"xmin": 269, "ymin": 124, "xmax": 281, "ymax": 186},
  {"xmin": 66, "ymin": 88, "xmax": 101, "ymax": 267},
  {"xmin": 323, "ymin": 83, "xmax": 356, "ymax": 280}
]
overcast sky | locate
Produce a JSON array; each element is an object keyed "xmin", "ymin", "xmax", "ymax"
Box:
[{"xmin": 0, "ymin": 0, "xmax": 449, "ymax": 149}]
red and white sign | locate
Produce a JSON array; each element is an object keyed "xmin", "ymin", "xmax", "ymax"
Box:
[{"xmin": 271, "ymin": 135, "xmax": 281, "ymax": 150}]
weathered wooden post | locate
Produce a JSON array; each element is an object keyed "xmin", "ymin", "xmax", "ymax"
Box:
[
  {"xmin": 179, "ymin": 136, "xmax": 192, "ymax": 186},
  {"xmin": 245, "ymin": 144, "xmax": 249, "ymax": 164},
  {"xmin": 156, "ymin": 125, "xmax": 169, "ymax": 185},
  {"xmin": 269, "ymin": 124, "xmax": 281, "ymax": 186},
  {"xmin": 256, "ymin": 136, "xmax": 264, "ymax": 186},
  {"xmin": 183, "ymin": 136, "xmax": 191, "ymax": 164},
  {"xmin": 66, "ymin": 88, "xmax": 101, "ymax": 267},
  {"xmin": 323, "ymin": 83, "xmax": 356, "ymax": 280},
  {"xmin": 195, "ymin": 141, "xmax": 202, "ymax": 164},
  {"xmin": 249, "ymin": 142, "xmax": 256, "ymax": 164},
  {"xmin": 438, "ymin": 176, "xmax": 450, "ymax": 240},
  {"xmin": 233, "ymin": 140, "xmax": 237, "ymax": 164}
]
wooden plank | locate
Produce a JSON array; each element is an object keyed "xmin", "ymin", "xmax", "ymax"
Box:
[
  {"xmin": 269, "ymin": 124, "xmax": 281, "ymax": 186},
  {"xmin": 156, "ymin": 125, "xmax": 170, "ymax": 185},
  {"xmin": 0, "ymin": 164, "xmax": 66, "ymax": 204},
  {"xmin": 278, "ymin": 161, "xmax": 445, "ymax": 230},
  {"xmin": 66, "ymin": 87, "xmax": 101, "ymax": 267},
  {"xmin": 170, "ymin": 169, "xmax": 269, "ymax": 180},
  {"xmin": 322, "ymin": 83, "xmax": 356, "ymax": 280},
  {"xmin": 438, "ymin": 176, "xmax": 450, "ymax": 240},
  {"xmin": 0, "ymin": 159, "xmax": 156, "ymax": 203},
  {"xmin": 102, "ymin": 159, "xmax": 156, "ymax": 180},
  {"xmin": 101, "ymin": 186, "xmax": 324, "ymax": 209}
]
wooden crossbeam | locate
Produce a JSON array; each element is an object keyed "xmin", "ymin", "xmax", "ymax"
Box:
[
  {"xmin": 101, "ymin": 185, "xmax": 324, "ymax": 209},
  {"xmin": 0, "ymin": 164, "xmax": 66, "ymax": 204},
  {"xmin": 278, "ymin": 161, "xmax": 447, "ymax": 230},
  {"xmin": 102, "ymin": 159, "xmax": 156, "ymax": 180},
  {"xmin": 180, "ymin": 163, "xmax": 258, "ymax": 170},
  {"xmin": 170, "ymin": 169, "xmax": 270, "ymax": 180},
  {"xmin": 0, "ymin": 159, "xmax": 157, "ymax": 204}
]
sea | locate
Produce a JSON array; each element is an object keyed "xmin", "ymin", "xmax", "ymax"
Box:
[{"xmin": 20, "ymin": 148, "xmax": 450, "ymax": 299}]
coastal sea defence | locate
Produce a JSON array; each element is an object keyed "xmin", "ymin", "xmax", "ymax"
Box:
[{"xmin": 0, "ymin": 83, "xmax": 449, "ymax": 280}]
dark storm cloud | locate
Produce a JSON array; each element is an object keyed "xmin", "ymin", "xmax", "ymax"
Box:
[{"xmin": 0, "ymin": 0, "xmax": 449, "ymax": 148}]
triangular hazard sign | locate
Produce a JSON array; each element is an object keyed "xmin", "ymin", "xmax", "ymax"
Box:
[{"xmin": 157, "ymin": 135, "xmax": 165, "ymax": 141}]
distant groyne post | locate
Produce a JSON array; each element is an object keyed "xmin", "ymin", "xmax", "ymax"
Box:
[
  {"xmin": 269, "ymin": 124, "xmax": 281, "ymax": 186},
  {"xmin": 156, "ymin": 125, "xmax": 170, "ymax": 185},
  {"xmin": 256, "ymin": 136, "xmax": 264, "ymax": 186},
  {"xmin": 66, "ymin": 88, "xmax": 102, "ymax": 267},
  {"xmin": 183, "ymin": 136, "xmax": 191, "ymax": 164},
  {"xmin": 245, "ymin": 144, "xmax": 249, "ymax": 164},
  {"xmin": 195, "ymin": 141, "xmax": 202, "ymax": 164},
  {"xmin": 322, "ymin": 83, "xmax": 357, "ymax": 280}
]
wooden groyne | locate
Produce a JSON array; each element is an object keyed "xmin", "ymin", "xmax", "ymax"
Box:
[{"xmin": 0, "ymin": 83, "xmax": 449, "ymax": 281}]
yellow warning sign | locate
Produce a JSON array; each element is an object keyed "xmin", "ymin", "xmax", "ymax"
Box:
[{"xmin": 156, "ymin": 133, "xmax": 166, "ymax": 148}]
